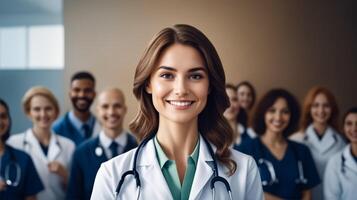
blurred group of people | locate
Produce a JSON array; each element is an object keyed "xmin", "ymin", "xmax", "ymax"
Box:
[
  {"xmin": 0, "ymin": 71, "xmax": 137, "ymax": 200},
  {"xmin": 224, "ymin": 81, "xmax": 356, "ymax": 200}
]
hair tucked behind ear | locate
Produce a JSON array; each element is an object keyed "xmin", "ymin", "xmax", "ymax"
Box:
[{"xmin": 129, "ymin": 24, "xmax": 236, "ymax": 175}]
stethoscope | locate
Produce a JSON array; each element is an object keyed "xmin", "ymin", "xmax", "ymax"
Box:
[
  {"xmin": 115, "ymin": 133, "xmax": 233, "ymax": 200},
  {"xmin": 0, "ymin": 147, "xmax": 21, "ymax": 187},
  {"xmin": 22, "ymin": 129, "xmax": 63, "ymax": 161},
  {"xmin": 257, "ymin": 140, "xmax": 307, "ymax": 186}
]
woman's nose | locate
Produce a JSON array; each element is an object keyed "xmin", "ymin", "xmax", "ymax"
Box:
[{"xmin": 174, "ymin": 77, "xmax": 188, "ymax": 96}]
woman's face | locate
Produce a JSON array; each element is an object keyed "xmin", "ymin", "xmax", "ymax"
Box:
[
  {"xmin": 0, "ymin": 104, "xmax": 10, "ymax": 136},
  {"xmin": 146, "ymin": 43, "xmax": 209, "ymax": 124},
  {"xmin": 310, "ymin": 93, "xmax": 332, "ymax": 125},
  {"xmin": 344, "ymin": 113, "xmax": 357, "ymax": 143},
  {"xmin": 237, "ymin": 85, "xmax": 253, "ymax": 110},
  {"xmin": 265, "ymin": 98, "xmax": 291, "ymax": 135},
  {"xmin": 223, "ymin": 88, "xmax": 240, "ymax": 122},
  {"xmin": 27, "ymin": 95, "xmax": 57, "ymax": 129}
]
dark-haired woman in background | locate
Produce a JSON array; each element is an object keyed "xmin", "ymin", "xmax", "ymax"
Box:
[
  {"xmin": 0, "ymin": 98, "xmax": 44, "ymax": 200},
  {"xmin": 236, "ymin": 81, "xmax": 256, "ymax": 112},
  {"xmin": 324, "ymin": 107, "xmax": 357, "ymax": 200},
  {"xmin": 290, "ymin": 86, "xmax": 345, "ymax": 200},
  {"xmin": 224, "ymin": 84, "xmax": 255, "ymax": 146},
  {"xmin": 236, "ymin": 89, "xmax": 320, "ymax": 200}
]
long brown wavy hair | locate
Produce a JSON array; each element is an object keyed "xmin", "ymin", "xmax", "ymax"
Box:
[
  {"xmin": 129, "ymin": 24, "xmax": 236, "ymax": 175},
  {"xmin": 300, "ymin": 86, "xmax": 339, "ymax": 131}
]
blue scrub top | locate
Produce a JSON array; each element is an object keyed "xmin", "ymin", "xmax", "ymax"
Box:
[
  {"xmin": 235, "ymin": 138, "xmax": 321, "ymax": 199},
  {"xmin": 66, "ymin": 134, "xmax": 137, "ymax": 200},
  {"xmin": 0, "ymin": 145, "xmax": 44, "ymax": 200}
]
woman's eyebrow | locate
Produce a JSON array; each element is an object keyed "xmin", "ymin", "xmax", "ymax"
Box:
[{"xmin": 158, "ymin": 66, "xmax": 207, "ymax": 73}]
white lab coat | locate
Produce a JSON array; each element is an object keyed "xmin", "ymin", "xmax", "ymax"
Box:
[
  {"xmin": 7, "ymin": 128, "xmax": 75, "ymax": 200},
  {"xmin": 91, "ymin": 135, "xmax": 263, "ymax": 200},
  {"xmin": 290, "ymin": 124, "xmax": 345, "ymax": 200},
  {"xmin": 324, "ymin": 145, "xmax": 357, "ymax": 200}
]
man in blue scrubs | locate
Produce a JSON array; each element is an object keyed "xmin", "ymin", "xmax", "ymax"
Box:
[
  {"xmin": 66, "ymin": 88, "xmax": 137, "ymax": 200},
  {"xmin": 53, "ymin": 71, "xmax": 100, "ymax": 145}
]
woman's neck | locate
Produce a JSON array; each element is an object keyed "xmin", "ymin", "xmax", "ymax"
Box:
[
  {"xmin": 32, "ymin": 126, "xmax": 51, "ymax": 145},
  {"xmin": 313, "ymin": 122, "xmax": 328, "ymax": 136},
  {"xmin": 261, "ymin": 130, "xmax": 286, "ymax": 147},
  {"xmin": 351, "ymin": 143, "xmax": 357, "ymax": 157},
  {"xmin": 156, "ymin": 120, "xmax": 199, "ymax": 161},
  {"xmin": 0, "ymin": 141, "xmax": 4, "ymax": 156},
  {"xmin": 228, "ymin": 120, "xmax": 239, "ymax": 142}
]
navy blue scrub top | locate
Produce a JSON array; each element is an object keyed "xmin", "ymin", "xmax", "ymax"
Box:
[
  {"xmin": 0, "ymin": 145, "xmax": 44, "ymax": 200},
  {"xmin": 235, "ymin": 138, "xmax": 321, "ymax": 199},
  {"xmin": 66, "ymin": 134, "xmax": 137, "ymax": 200}
]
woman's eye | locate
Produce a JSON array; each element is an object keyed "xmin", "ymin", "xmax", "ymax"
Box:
[
  {"xmin": 160, "ymin": 73, "xmax": 174, "ymax": 79},
  {"xmin": 267, "ymin": 108, "xmax": 276, "ymax": 113},
  {"xmin": 190, "ymin": 74, "xmax": 203, "ymax": 80},
  {"xmin": 282, "ymin": 109, "xmax": 290, "ymax": 114}
]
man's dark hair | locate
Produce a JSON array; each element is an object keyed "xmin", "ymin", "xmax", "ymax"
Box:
[{"xmin": 71, "ymin": 71, "xmax": 95, "ymax": 84}]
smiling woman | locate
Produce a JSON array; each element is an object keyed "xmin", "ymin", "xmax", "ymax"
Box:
[
  {"xmin": 237, "ymin": 89, "xmax": 321, "ymax": 200},
  {"xmin": 6, "ymin": 86, "xmax": 75, "ymax": 200},
  {"xmin": 91, "ymin": 24, "xmax": 263, "ymax": 200}
]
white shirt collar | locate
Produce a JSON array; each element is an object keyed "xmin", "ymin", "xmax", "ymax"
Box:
[{"xmin": 99, "ymin": 129, "xmax": 127, "ymax": 149}]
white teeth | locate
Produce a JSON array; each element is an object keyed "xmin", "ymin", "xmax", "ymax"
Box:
[{"xmin": 169, "ymin": 101, "xmax": 192, "ymax": 107}]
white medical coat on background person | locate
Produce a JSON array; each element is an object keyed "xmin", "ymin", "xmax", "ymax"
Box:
[
  {"xmin": 290, "ymin": 124, "xmax": 345, "ymax": 200},
  {"xmin": 324, "ymin": 145, "xmax": 357, "ymax": 200},
  {"xmin": 7, "ymin": 128, "xmax": 75, "ymax": 200},
  {"xmin": 90, "ymin": 135, "xmax": 263, "ymax": 200}
]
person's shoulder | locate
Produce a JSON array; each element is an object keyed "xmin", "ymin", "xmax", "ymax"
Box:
[
  {"xmin": 231, "ymin": 148, "xmax": 254, "ymax": 162},
  {"xmin": 75, "ymin": 137, "xmax": 97, "ymax": 153},
  {"xmin": 6, "ymin": 132, "xmax": 25, "ymax": 145},
  {"xmin": 7, "ymin": 145, "xmax": 31, "ymax": 161},
  {"xmin": 288, "ymin": 139, "xmax": 310, "ymax": 152},
  {"xmin": 235, "ymin": 137, "xmax": 258, "ymax": 152},
  {"xmin": 101, "ymin": 147, "xmax": 137, "ymax": 170},
  {"xmin": 289, "ymin": 131, "xmax": 305, "ymax": 143},
  {"xmin": 56, "ymin": 134, "xmax": 75, "ymax": 148},
  {"xmin": 8, "ymin": 132, "xmax": 25, "ymax": 140},
  {"xmin": 53, "ymin": 112, "xmax": 70, "ymax": 127}
]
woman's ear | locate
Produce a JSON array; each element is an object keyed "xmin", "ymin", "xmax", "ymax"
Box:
[{"xmin": 145, "ymin": 81, "xmax": 152, "ymax": 94}]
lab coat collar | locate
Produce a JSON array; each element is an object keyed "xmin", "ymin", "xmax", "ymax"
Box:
[
  {"xmin": 189, "ymin": 135, "xmax": 215, "ymax": 200},
  {"xmin": 25, "ymin": 128, "xmax": 62, "ymax": 162},
  {"xmin": 136, "ymin": 134, "xmax": 215, "ymax": 200},
  {"xmin": 306, "ymin": 124, "xmax": 337, "ymax": 153},
  {"xmin": 343, "ymin": 145, "xmax": 357, "ymax": 173}
]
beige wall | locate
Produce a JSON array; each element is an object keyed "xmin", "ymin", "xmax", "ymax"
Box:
[{"xmin": 64, "ymin": 0, "xmax": 356, "ymax": 129}]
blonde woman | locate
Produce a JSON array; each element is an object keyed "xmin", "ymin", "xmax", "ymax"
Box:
[{"xmin": 7, "ymin": 86, "xmax": 75, "ymax": 200}]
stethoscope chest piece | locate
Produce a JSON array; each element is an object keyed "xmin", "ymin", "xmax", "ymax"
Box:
[{"xmin": 95, "ymin": 147, "xmax": 103, "ymax": 157}]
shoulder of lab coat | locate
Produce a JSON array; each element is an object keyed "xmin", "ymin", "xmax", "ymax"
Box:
[
  {"xmin": 323, "ymin": 147, "xmax": 344, "ymax": 199},
  {"xmin": 324, "ymin": 144, "xmax": 357, "ymax": 200},
  {"xmin": 91, "ymin": 135, "xmax": 263, "ymax": 200}
]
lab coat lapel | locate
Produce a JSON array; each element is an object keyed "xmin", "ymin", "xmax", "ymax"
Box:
[
  {"xmin": 306, "ymin": 125, "xmax": 336, "ymax": 153},
  {"xmin": 137, "ymin": 139, "xmax": 173, "ymax": 200},
  {"xmin": 343, "ymin": 145, "xmax": 357, "ymax": 174},
  {"xmin": 189, "ymin": 135, "xmax": 214, "ymax": 200},
  {"xmin": 47, "ymin": 132, "xmax": 61, "ymax": 161},
  {"xmin": 26, "ymin": 129, "xmax": 49, "ymax": 163}
]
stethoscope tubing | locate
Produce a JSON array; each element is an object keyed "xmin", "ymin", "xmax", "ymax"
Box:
[{"xmin": 115, "ymin": 133, "xmax": 233, "ymax": 200}]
